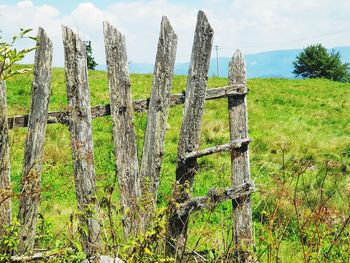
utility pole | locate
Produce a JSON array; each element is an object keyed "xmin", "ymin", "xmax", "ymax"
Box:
[
  {"xmin": 214, "ymin": 45, "xmax": 220, "ymax": 77},
  {"xmin": 128, "ymin": 60, "xmax": 133, "ymax": 72}
]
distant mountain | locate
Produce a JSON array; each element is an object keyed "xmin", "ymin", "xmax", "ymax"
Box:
[{"xmin": 96, "ymin": 46, "xmax": 350, "ymax": 79}]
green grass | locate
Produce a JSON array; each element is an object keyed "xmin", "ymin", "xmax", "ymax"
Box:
[{"xmin": 5, "ymin": 68, "xmax": 350, "ymax": 261}]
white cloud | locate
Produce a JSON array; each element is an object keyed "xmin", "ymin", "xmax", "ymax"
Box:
[
  {"xmin": 16, "ymin": 0, "xmax": 33, "ymax": 8},
  {"xmin": 1, "ymin": 0, "xmax": 350, "ymax": 66}
]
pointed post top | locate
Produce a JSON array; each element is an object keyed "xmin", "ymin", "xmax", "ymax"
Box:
[
  {"xmin": 196, "ymin": 10, "xmax": 213, "ymax": 35},
  {"xmin": 37, "ymin": 27, "xmax": 49, "ymax": 40},
  {"xmin": 197, "ymin": 10, "xmax": 207, "ymax": 21},
  {"xmin": 62, "ymin": 25, "xmax": 86, "ymax": 57},
  {"xmin": 186, "ymin": 9, "xmax": 213, "ymax": 79},
  {"xmin": 36, "ymin": 27, "xmax": 53, "ymax": 52},
  {"xmin": 229, "ymin": 49, "xmax": 247, "ymax": 86},
  {"xmin": 233, "ymin": 49, "xmax": 244, "ymax": 63},
  {"xmin": 161, "ymin": 16, "xmax": 171, "ymax": 28},
  {"xmin": 160, "ymin": 16, "xmax": 177, "ymax": 41},
  {"xmin": 103, "ymin": 21, "xmax": 129, "ymax": 76},
  {"xmin": 103, "ymin": 21, "xmax": 125, "ymax": 40},
  {"xmin": 62, "ymin": 25, "xmax": 74, "ymax": 39}
]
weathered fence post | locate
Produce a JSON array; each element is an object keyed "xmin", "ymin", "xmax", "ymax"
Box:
[
  {"xmin": 140, "ymin": 16, "xmax": 177, "ymax": 231},
  {"xmin": 17, "ymin": 28, "xmax": 53, "ymax": 255},
  {"xmin": 62, "ymin": 26, "xmax": 101, "ymax": 261},
  {"xmin": 228, "ymin": 50, "xmax": 253, "ymax": 262},
  {"xmin": 103, "ymin": 22, "xmax": 140, "ymax": 238},
  {"xmin": 166, "ymin": 10, "xmax": 213, "ymax": 258},
  {"xmin": 0, "ymin": 80, "xmax": 11, "ymax": 237}
]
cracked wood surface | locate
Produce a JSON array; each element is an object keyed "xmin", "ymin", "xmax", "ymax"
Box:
[
  {"xmin": 185, "ymin": 138, "xmax": 251, "ymax": 160},
  {"xmin": 0, "ymin": 80, "xmax": 11, "ymax": 237},
  {"xmin": 17, "ymin": 28, "xmax": 53, "ymax": 255},
  {"xmin": 139, "ymin": 16, "xmax": 177, "ymax": 231},
  {"xmin": 103, "ymin": 21, "xmax": 140, "ymax": 238},
  {"xmin": 166, "ymin": 10, "xmax": 214, "ymax": 258},
  {"xmin": 175, "ymin": 182, "xmax": 255, "ymax": 218},
  {"xmin": 228, "ymin": 49, "xmax": 253, "ymax": 262},
  {"xmin": 63, "ymin": 26, "xmax": 101, "ymax": 261}
]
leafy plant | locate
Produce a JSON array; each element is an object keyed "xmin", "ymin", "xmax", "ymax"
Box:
[
  {"xmin": 0, "ymin": 220, "xmax": 20, "ymax": 262},
  {"xmin": 0, "ymin": 28, "xmax": 36, "ymax": 80},
  {"xmin": 119, "ymin": 208, "xmax": 175, "ymax": 263}
]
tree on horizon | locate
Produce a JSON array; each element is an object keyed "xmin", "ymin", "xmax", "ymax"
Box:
[
  {"xmin": 293, "ymin": 43, "xmax": 350, "ymax": 82},
  {"xmin": 84, "ymin": 40, "xmax": 98, "ymax": 70}
]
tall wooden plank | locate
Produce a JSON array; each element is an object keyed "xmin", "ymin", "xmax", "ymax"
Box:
[
  {"xmin": 166, "ymin": 10, "xmax": 213, "ymax": 257},
  {"xmin": 103, "ymin": 21, "xmax": 140, "ymax": 238},
  {"xmin": 17, "ymin": 28, "xmax": 53, "ymax": 255},
  {"xmin": 62, "ymin": 26, "xmax": 101, "ymax": 261},
  {"xmin": 228, "ymin": 49, "xmax": 253, "ymax": 262},
  {"xmin": 139, "ymin": 16, "xmax": 177, "ymax": 231},
  {"xmin": 0, "ymin": 80, "xmax": 11, "ymax": 237}
]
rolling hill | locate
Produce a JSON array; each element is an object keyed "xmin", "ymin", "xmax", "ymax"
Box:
[{"xmin": 96, "ymin": 46, "xmax": 350, "ymax": 78}]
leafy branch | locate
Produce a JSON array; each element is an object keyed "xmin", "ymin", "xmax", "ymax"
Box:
[{"xmin": 0, "ymin": 28, "xmax": 37, "ymax": 80}]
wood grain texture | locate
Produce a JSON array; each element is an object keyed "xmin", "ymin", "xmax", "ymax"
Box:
[
  {"xmin": 139, "ymin": 16, "xmax": 177, "ymax": 231},
  {"xmin": 185, "ymin": 138, "xmax": 250, "ymax": 160},
  {"xmin": 0, "ymin": 80, "xmax": 11, "ymax": 237},
  {"xmin": 62, "ymin": 26, "xmax": 101, "ymax": 261},
  {"xmin": 166, "ymin": 10, "xmax": 214, "ymax": 258},
  {"xmin": 228, "ymin": 49, "xmax": 253, "ymax": 262},
  {"xmin": 17, "ymin": 28, "xmax": 53, "ymax": 255},
  {"xmin": 7, "ymin": 84, "xmax": 246, "ymax": 129},
  {"xmin": 103, "ymin": 21, "xmax": 140, "ymax": 238},
  {"xmin": 176, "ymin": 182, "xmax": 255, "ymax": 217}
]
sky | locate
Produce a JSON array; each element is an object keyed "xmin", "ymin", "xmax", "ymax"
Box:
[{"xmin": 1, "ymin": 0, "xmax": 350, "ymax": 66}]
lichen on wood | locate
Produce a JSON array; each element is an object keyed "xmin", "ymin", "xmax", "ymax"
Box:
[
  {"xmin": 228, "ymin": 49, "xmax": 253, "ymax": 262},
  {"xmin": 139, "ymin": 16, "xmax": 177, "ymax": 231},
  {"xmin": 0, "ymin": 80, "xmax": 11, "ymax": 237},
  {"xmin": 103, "ymin": 21, "xmax": 140, "ymax": 238},
  {"xmin": 166, "ymin": 10, "xmax": 214, "ymax": 258},
  {"xmin": 17, "ymin": 28, "xmax": 53, "ymax": 255},
  {"xmin": 62, "ymin": 25, "xmax": 101, "ymax": 261}
]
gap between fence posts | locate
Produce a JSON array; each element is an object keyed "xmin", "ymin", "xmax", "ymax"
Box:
[
  {"xmin": 166, "ymin": 10, "xmax": 213, "ymax": 259},
  {"xmin": 17, "ymin": 28, "xmax": 53, "ymax": 255},
  {"xmin": 62, "ymin": 26, "xmax": 101, "ymax": 261},
  {"xmin": 0, "ymin": 80, "xmax": 11, "ymax": 238},
  {"xmin": 228, "ymin": 49, "xmax": 254, "ymax": 262},
  {"xmin": 139, "ymin": 16, "xmax": 178, "ymax": 232}
]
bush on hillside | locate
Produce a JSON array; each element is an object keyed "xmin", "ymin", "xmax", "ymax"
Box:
[{"xmin": 293, "ymin": 44, "xmax": 350, "ymax": 82}]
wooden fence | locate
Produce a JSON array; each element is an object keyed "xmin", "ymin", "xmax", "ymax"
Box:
[{"xmin": 0, "ymin": 10, "xmax": 254, "ymax": 262}]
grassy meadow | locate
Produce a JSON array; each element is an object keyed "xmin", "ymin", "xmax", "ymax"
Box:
[{"xmin": 4, "ymin": 67, "xmax": 350, "ymax": 262}]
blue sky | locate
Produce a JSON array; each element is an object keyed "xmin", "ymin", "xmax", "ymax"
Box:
[
  {"xmin": 1, "ymin": 0, "xmax": 350, "ymax": 66},
  {"xmin": 0, "ymin": 0, "xmax": 206, "ymax": 19},
  {"xmin": 1, "ymin": 0, "xmax": 204, "ymax": 14}
]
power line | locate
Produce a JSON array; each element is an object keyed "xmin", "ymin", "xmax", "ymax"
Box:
[
  {"xmin": 244, "ymin": 26, "xmax": 350, "ymax": 49},
  {"xmin": 219, "ymin": 26, "xmax": 350, "ymax": 51}
]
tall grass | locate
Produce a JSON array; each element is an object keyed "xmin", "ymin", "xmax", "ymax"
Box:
[{"xmin": 4, "ymin": 67, "xmax": 350, "ymax": 261}]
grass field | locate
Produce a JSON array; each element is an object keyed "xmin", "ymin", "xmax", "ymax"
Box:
[{"xmin": 4, "ymin": 67, "xmax": 350, "ymax": 262}]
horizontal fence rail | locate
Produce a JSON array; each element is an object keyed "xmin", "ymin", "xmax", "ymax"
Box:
[
  {"xmin": 7, "ymin": 84, "xmax": 247, "ymax": 129},
  {"xmin": 185, "ymin": 138, "xmax": 251, "ymax": 160},
  {"xmin": 175, "ymin": 182, "xmax": 255, "ymax": 217}
]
